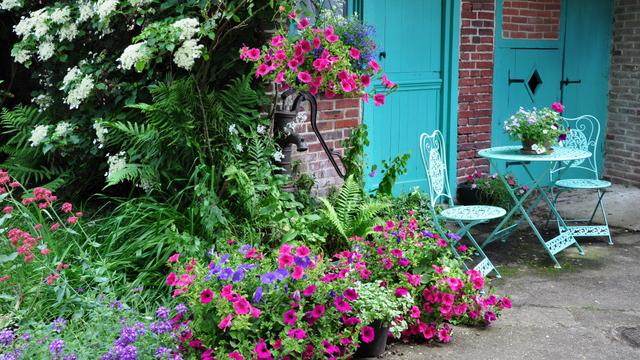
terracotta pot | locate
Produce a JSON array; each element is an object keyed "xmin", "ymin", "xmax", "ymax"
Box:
[
  {"xmin": 521, "ymin": 139, "xmax": 553, "ymax": 155},
  {"xmin": 354, "ymin": 321, "xmax": 389, "ymax": 358}
]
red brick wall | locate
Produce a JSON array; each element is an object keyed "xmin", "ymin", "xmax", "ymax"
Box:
[
  {"xmin": 292, "ymin": 96, "xmax": 360, "ymax": 194},
  {"xmin": 502, "ymin": 0, "xmax": 561, "ymax": 39},
  {"xmin": 457, "ymin": 0, "xmax": 495, "ymax": 180},
  {"xmin": 605, "ymin": 0, "xmax": 640, "ymax": 186}
]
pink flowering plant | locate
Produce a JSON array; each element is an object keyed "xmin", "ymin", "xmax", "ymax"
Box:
[
  {"xmin": 240, "ymin": 11, "xmax": 397, "ymax": 105},
  {"xmin": 165, "ymin": 242, "xmax": 375, "ymax": 359},
  {"xmin": 336, "ymin": 215, "xmax": 511, "ymax": 343},
  {"xmin": 504, "ymin": 102, "xmax": 567, "ymax": 154}
]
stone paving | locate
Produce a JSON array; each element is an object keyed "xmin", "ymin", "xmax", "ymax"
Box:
[{"xmin": 385, "ymin": 185, "xmax": 640, "ymax": 360}]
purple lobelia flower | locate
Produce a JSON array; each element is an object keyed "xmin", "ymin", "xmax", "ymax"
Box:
[
  {"xmin": 0, "ymin": 329, "xmax": 14, "ymax": 346},
  {"xmin": 49, "ymin": 339, "xmax": 65, "ymax": 355}
]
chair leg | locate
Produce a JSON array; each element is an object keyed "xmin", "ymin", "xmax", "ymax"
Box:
[
  {"xmin": 458, "ymin": 222, "xmax": 501, "ymax": 279},
  {"xmin": 544, "ymin": 189, "xmax": 563, "ymax": 231},
  {"xmin": 596, "ymin": 190, "xmax": 614, "ymax": 245}
]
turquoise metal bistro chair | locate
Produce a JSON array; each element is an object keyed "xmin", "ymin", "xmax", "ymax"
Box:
[
  {"xmin": 548, "ymin": 115, "xmax": 613, "ymax": 245},
  {"xmin": 419, "ymin": 130, "xmax": 506, "ymax": 278}
]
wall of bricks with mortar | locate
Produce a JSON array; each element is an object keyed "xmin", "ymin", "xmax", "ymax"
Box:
[
  {"xmin": 457, "ymin": 0, "xmax": 496, "ymax": 181},
  {"xmin": 605, "ymin": 0, "xmax": 640, "ymax": 186},
  {"xmin": 290, "ymin": 97, "xmax": 361, "ymax": 195},
  {"xmin": 502, "ymin": 0, "xmax": 561, "ymax": 39}
]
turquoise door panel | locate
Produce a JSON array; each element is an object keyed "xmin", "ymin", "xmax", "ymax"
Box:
[
  {"xmin": 363, "ymin": 0, "xmax": 449, "ymax": 195},
  {"xmin": 561, "ymin": 0, "xmax": 613, "ymax": 178},
  {"xmin": 492, "ymin": 47, "xmax": 563, "ymax": 186}
]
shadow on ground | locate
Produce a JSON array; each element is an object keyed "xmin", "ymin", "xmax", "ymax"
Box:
[{"xmin": 384, "ymin": 186, "xmax": 640, "ymax": 360}]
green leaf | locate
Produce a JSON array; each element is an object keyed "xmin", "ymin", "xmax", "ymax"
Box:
[
  {"xmin": 134, "ymin": 60, "xmax": 147, "ymax": 72},
  {"xmin": 0, "ymin": 253, "xmax": 18, "ymax": 263}
]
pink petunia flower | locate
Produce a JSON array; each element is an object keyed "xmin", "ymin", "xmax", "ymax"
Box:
[
  {"xmin": 343, "ymin": 288, "xmax": 359, "ymax": 301},
  {"xmin": 283, "ymin": 309, "xmax": 298, "ymax": 325},
  {"xmin": 334, "ymin": 296, "xmax": 352, "ymax": 313},
  {"xmin": 297, "ymin": 71, "xmax": 312, "ymax": 83},
  {"xmin": 246, "ymin": 48, "xmax": 261, "ymax": 61},
  {"xmin": 373, "ymin": 93, "xmax": 385, "ymax": 106},
  {"xmin": 278, "ymin": 253, "xmax": 295, "ymax": 268},
  {"xmin": 360, "ymin": 326, "xmax": 375, "ymax": 343},
  {"xmin": 390, "ymin": 248, "xmax": 403, "ymax": 258},
  {"xmin": 303, "ymin": 285, "xmax": 317, "ymax": 297},
  {"xmin": 348, "ymin": 48, "xmax": 361, "ymax": 59},
  {"xmin": 270, "ymin": 35, "xmax": 285, "ymax": 47},
  {"xmin": 368, "ymin": 59, "xmax": 382, "ymax": 72},
  {"xmin": 446, "ymin": 277, "xmax": 464, "ymax": 292},
  {"xmin": 410, "ymin": 305, "xmax": 421, "ymax": 319},
  {"xmin": 551, "ymin": 102, "xmax": 564, "ymax": 113},
  {"xmin": 395, "ymin": 287, "xmax": 409, "ymax": 297},
  {"xmin": 168, "ymin": 253, "xmax": 180, "ymax": 263},
  {"xmin": 295, "ymin": 245, "xmax": 310, "ymax": 257},
  {"xmin": 218, "ymin": 314, "xmax": 233, "ymax": 330},
  {"xmin": 360, "ymin": 74, "xmax": 371, "ymax": 87},
  {"xmin": 254, "ymin": 340, "xmax": 271, "ymax": 359},
  {"xmin": 234, "ymin": 298, "xmax": 251, "ymax": 315},
  {"xmin": 291, "ymin": 266, "xmax": 305, "ymax": 280},
  {"xmin": 381, "ymin": 74, "xmax": 397, "ymax": 89},
  {"xmin": 287, "ymin": 328, "xmax": 306, "ymax": 340},
  {"xmin": 297, "ymin": 18, "xmax": 310, "ymax": 30},
  {"xmin": 165, "ymin": 272, "xmax": 177, "ymax": 286},
  {"xmin": 229, "ymin": 352, "xmax": 244, "ymax": 360}
]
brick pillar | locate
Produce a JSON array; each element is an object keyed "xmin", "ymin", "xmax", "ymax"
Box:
[
  {"xmin": 605, "ymin": 0, "xmax": 640, "ymax": 186},
  {"xmin": 457, "ymin": 0, "xmax": 495, "ymax": 181},
  {"xmin": 291, "ymin": 96, "xmax": 361, "ymax": 194}
]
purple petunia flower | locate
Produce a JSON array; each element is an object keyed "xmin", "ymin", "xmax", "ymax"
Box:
[
  {"xmin": 231, "ymin": 269, "xmax": 245, "ymax": 282},
  {"xmin": 421, "ymin": 230, "xmax": 436, "ymax": 238},
  {"xmin": 239, "ymin": 244, "xmax": 251, "ymax": 254},
  {"xmin": 260, "ymin": 272, "xmax": 277, "ymax": 284},
  {"xmin": 275, "ymin": 268, "xmax": 289, "ymax": 280},
  {"xmin": 252, "ymin": 286, "xmax": 264, "ymax": 304},
  {"xmin": 447, "ymin": 232, "xmax": 462, "ymax": 241},
  {"xmin": 218, "ymin": 267, "xmax": 234, "ymax": 280},
  {"xmin": 218, "ymin": 254, "xmax": 229, "ymax": 264}
]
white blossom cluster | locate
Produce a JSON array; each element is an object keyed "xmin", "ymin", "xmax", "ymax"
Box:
[
  {"xmin": 29, "ymin": 125, "xmax": 50, "ymax": 147},
  {"xmin": 105, "ymin": 151, "xmax": 127, "ymax": 179},
  {"xmin": 117, "ymin": 41, "xmax": 150, "ymax": 70},
  {"xmin": 173, "ymin": 39, "xmax": 204, "ymax": 70},
  {"xmin": 172, "ymin": 18, "xmax": 200, "ymax": 41},
  {"xmin": 32, "ymin": 94, "xmax": 54, "ymax": 112},
  {"xmin": 93, "ymin": 121, "xmax": 109, "ymax": 149},
  {"xmin": 54, "ymin": 121, "xmax": 73, "ymax": 138},
  {"xmin": 61, "ymin": 66, "xmax": 94, "ymax": 109},
  {"xmin": 96, "ymin": 0, "xmax": 119, "ymax": 22},
  {"xmin": 0, "ymin": 0, "xmax": 21, "ymax": 11}
]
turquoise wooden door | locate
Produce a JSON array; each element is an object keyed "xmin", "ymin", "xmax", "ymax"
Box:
[
  {"xmin": 492, "ymin": 0, "xmax": 613, "ymax": 184},
  {"xmin": 561, "ymin": 0, "xmax": 613, "ymax": 177},
  {"xmin": 361, "ymin": 0, "xmax": 459, "ymax": 194}
]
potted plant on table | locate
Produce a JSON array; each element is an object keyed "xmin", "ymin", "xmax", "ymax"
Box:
[
  {"xmin": 503, "ymin": 102, "xmax": 567, "ymax": 155},
  {"xmin": 352, "ymin": 281, "xmax": 414, "ymax": 358}
]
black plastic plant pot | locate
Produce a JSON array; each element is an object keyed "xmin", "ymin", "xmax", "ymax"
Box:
[
  {"xmin": 354, "ymin": 322, "xmax": 389, "ymax": 358},
  {"xmin": 456, "ymin": 183, "xmax": 483, "ymax": 205}
]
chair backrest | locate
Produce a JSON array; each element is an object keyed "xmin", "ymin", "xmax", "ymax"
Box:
[
  {"xmin": 550, "ymin": 115, "xmax": 601, "ymax": 180},
  {"xmin": 419, "ymin": 130, "xmax": 454, "ymax": 208}
]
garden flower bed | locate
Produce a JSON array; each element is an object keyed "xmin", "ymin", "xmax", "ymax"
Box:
[{"xmin": 0, "ymin": 1, "xmax": 510, "ymax": 359}]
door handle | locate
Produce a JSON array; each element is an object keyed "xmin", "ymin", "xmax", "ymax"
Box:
[
  {"xmin": 560, "ymin": 78, "xmax": 581, "ymax": 88},
  {"xmin": 379, "ymin": 51, "xmax": 386, "ymax": 60},
  {"xmin": 508, "ymin": 70, "xmax": 525, "ymax": 85}
]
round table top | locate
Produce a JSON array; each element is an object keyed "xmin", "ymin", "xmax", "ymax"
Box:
[{"xmin": 478, "ymin": 146, "xmax": 591, "ymax": 162}]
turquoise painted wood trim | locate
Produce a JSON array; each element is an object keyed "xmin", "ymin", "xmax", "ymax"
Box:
[
  {"xmin": 444, "ymin": 0, "xmax": 461, "ymax": 194},
  {"xmin": 348, "ymin": 0, "xmax": 363, "ymax": 19}
]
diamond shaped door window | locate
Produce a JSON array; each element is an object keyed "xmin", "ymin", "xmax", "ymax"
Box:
[{"xmin": 527, "ymin": 70, "xmax": 542, "ymax": 95}]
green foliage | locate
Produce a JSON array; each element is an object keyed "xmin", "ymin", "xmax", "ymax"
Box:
[
  {"xmin": 341, "ymin": 124, "xmax": 369, "ymax": 187},
  {"xmin": 352, "ymin": 281, "xmax": 414, "ymax": 337},
  {"xmin": 320, "ymin": 175, "xmax": 389, "ymax": 250},
  {"xmin": 373, "ymin": 152, "xmax": 411, "ymax": 196}
]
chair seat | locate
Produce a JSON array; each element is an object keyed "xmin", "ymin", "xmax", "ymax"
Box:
[
  {"xmin": 555, "ymin": 178, "xmax": 611, "ymax": 189},
  {"xmin": 441, "ymin": 205, "xmax": 506, "ymax": 222}
]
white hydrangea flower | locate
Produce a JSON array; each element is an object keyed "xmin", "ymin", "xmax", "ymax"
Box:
[
  {"xmin": 50, "ymin": 6, "xmax": 70, "ymax": 24},
  {"xmin": 29, "ymin": 125, "xmax": 49, "ymax": 147},
  {"xmin": 77, "ymin": 1, "xmax": 93, "ymax": 23},
  {"xmin": 256, "ymin": 125, "xmax": 266, "ymax": 134},
  {"xmin": 93, "ymin": 121, "xmax": 108, "ymax": 149},
  {"xmin": 32, "ymin": 94, "xmax": 54, "ymax": 112},
  {"xmin": 32, "ymin": 9, "xmax": 50, "ymax": 39},
  {"xmin": 62, "ymin": 66, "xmax": 82, "ymax": 89},
  {"xmin": 105, "ymin": 151, "xmax": 127, "ymax": 179},
  {"xmin": 12, "ymin": 48, "xmax": 30, "ymax": 64},
  {"xmin": 0, "ymin": 0, "xmax": 21, "ymax": 11},
  {"xmin": 54, "ymin": 121, "xmax": 73, "ymax": 137},
  {"xmin": 235, "ymin": 143, "xmax": 243, "ymax": 152},
  {"xmin": 65, "ymin": 75, "xmax": 94, "ymax": 109},
  {"xmin": 129, "ymin": 0, "xmax": 153, "ymax": 5},
  {"xmin": 228, "ymin": 124, "xmax": 238, "ymax": 135},
  {"xmin": 95, "ymin": 0, "xmax": 119, "ymax": 22},
  {"xmin": 172, "ymin": 18, "xmax": 200, "ymax": 40},
  {"xmin": 37, "ymin": 41, "xmax": 55, "ymax": 61},
  {"xmin": 59, "ymin": 24, "xmax": 78, "ymax": 42},
  {"xmin": 273, "ymin": 150, "xmax": 284, "ymax": 162},
  {"xmin": 173, "ymin": 39, "xmax": 204, "ymax": 70},
  {"xmin": 117, "ymin": 42, "xmax": 149, "ymax": 70}
]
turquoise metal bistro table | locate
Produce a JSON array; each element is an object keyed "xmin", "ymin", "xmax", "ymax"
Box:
[{"xmin": 478, "ymin": 146, "xmax": 592, "ymax": 268}]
